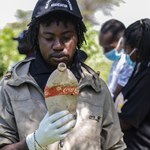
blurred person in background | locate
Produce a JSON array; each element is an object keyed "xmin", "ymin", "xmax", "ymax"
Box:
[
  {"xmin": 99, "ymin": 19, "xmax": 134, "ymax": 100},
  {"xmin": 13, "ymin": 30, "xmax": 36, "ymax": 59},
  {"xmin": 116, "ymin": 18, "xmax": 150, "ymax": 149}
]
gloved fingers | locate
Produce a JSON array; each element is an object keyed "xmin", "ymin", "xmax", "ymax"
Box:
[
  {"xmin": 59, "ymin": 133, "xmax": 69, "ymax": 140},
  {"xmin": 54, "ymin": 113, "xmax": 75, "ymax": 129},
  {"xmin": 57, "ymin": 119, "xmax": 76, "ymax": 134},
  {"xmin": 49, "ymin": 110, "xmax": 70, "ymax": 123},
  {"xmin": 43, "ymin": 112, "xmax": 49, "ymax": 120},
  {"xmin": 39, "ymin": 112, "xmax": 50, "ymax": 126},
  {"xmin": 46, "ymin": 133, "xmax": 69, "ymax": 144}
]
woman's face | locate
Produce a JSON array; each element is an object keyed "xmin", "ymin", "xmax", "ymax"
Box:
[{"xmin": 38, "ymin": 21, "xmax": 78, "ymax": 66}]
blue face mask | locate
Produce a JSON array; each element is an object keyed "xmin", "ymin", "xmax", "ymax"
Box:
[
  {"xmin": 126, "ymin": 48, "xmax": 136, "ymax": 67},
  {"xmin": 104, "ymin": 49, "xmax": 122, "ymax": 61}
]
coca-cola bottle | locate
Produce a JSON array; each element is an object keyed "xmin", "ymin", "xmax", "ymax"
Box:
[{"xmin": 44, "ymin": 62, "xmax": 79, "ymax": 115}]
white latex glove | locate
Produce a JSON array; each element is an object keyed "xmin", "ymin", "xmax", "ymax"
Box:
[
  {"xmin": 115, "ymin": 93, "xmax": 128, "ymax": 113},
  {"xmin": 26, "ymin": 110, "xmax": 76, "ymax": 150}
]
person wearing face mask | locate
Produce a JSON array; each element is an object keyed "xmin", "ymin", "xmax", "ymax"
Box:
[
  {"xmin": 99, "ymin": 19, "xmax": 134, "ymax": 100},
  {"xmin": 116, "ymin": 18, "xmax": 150, "ymax": 149},
  {"xmin": 104, "ymin": 37, "xmax": 124, "ymax": 61},
  {"xmin": 114, "ymin": 48, "xmax": 136, "ymax": 112}
]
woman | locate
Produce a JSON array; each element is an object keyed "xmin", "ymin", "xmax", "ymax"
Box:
[{"xmin": 118, "ymin": 18, "xmax": 150, "ymax": 149}]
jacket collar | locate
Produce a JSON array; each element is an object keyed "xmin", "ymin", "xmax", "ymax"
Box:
[
  {"xmin": 7, "ymin": 58, "xmax": 36, "ymax": 86},
  {"xmin": 6, "ymin": 58, "xmax": 101, "ymax": 93},
  {"xmin": 79, "ymin": 65, "xmax": 101, "ymax": 93}
]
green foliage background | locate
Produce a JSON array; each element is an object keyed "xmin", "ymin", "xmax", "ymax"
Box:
[
  {"xmin": 83, "ymin": 23, "xmax": 112, "ymax": 82},
  {"xmin": 0, "ymin": 28, "xmax": 25, "ymax": 77}
]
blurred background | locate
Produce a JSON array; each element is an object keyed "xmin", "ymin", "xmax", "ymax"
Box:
[{"xmin": 0, "ymin": 0, "xmax": 149, "ymax": 82}]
